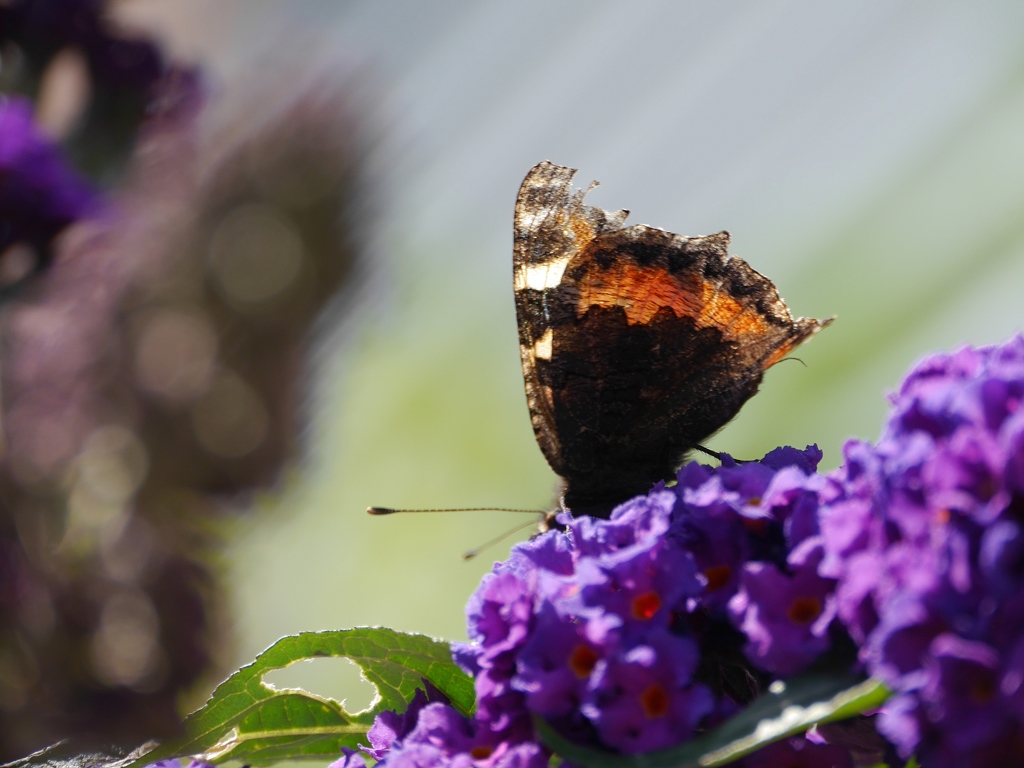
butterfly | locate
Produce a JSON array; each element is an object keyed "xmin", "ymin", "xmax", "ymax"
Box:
[{"xmin": 513, "ymin": 161, "xmax": 832, "ymax": 518}]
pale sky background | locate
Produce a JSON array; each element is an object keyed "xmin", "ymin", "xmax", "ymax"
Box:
[{"xmin": 125, "ymin": 1, "xmax": 1024, "ymax": 711}]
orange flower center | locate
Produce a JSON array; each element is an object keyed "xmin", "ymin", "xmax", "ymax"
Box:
[
  {"xmin": 787, "ymin": 596, "xmax": 822, "ymax": 625},
  {"xmin": 569, "ymin": 644, "xmax": 599, "ymax": 679},
  {"xmin": 971, "ymin": 677, "xmax": 995, "ymax": 704},
  {"xmin": 640, "ymin": 683, "xmax": 670, "ymax": 718},
  {"xmin": 631, "ymin": 590, "xmax": 662, "ymax": 620},
  {"xmin": 470, "ymin": 745, "xmax": 494, "ymax": 759},
  {"xmin": 743, "ymin": 517, "xmax": 769, "ymax": 535},
  {"xmin": 703, "ymin": 564, "xmax": 732, "ymax": 591}
]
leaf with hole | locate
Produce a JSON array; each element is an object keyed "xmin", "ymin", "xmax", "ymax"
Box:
[{"xmin": 126, "ymin": 627, "xmax": 474, "ymax": 766}]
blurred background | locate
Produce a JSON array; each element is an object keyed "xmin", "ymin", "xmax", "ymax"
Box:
[{"xmin": 2, "ymin": 0, "xmax": 1024, "ymax": 757}]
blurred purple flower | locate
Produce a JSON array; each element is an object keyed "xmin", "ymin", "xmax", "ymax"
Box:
[
  {"xmin": 0, "ymin": 97, "xmax": 98, "ymax": 258},
  {"xmin": 0, "ymin": 0, "xmax": 104, "ymax": 51},
  {"xmin": 85, "ymin": 32, "xmax": 163, "ymax": 92},
  {"xmin": 0, "ymin": 58, "xmax": 368, "ymax": 758},
  {"xmin": 2, "ymin": 0, "xmax": 164, "ymax": 95}
]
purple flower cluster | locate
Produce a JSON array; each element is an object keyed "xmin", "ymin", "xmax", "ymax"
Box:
[
  {"xmin": 354, "ymin": 445, "xmax": 850, "ymax": 766},
  {"xmin": 2, "ymin": 0, "xmax": 202, "ymax": 200},
  {"xmin": 0, "ymin": 97, "xmax": 98, "ymax": 257},
  {"xmin": 678, "ymin": 447, "xmax": 838, "ymax": 680},
  {"xmin": 819, "ymin": 335, "xmax": 1024, "ymax": 767}
]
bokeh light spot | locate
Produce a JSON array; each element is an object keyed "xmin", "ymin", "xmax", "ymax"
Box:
[
  {"xmin": 75, "ymin": 426, "xmax": 149, "ymax": 505},
  {"xmin": 90, "ymin": 590, "xmax": 165, "ymax": 690},
  {"xmin": 208, "ymin": 203, "xmax": 304, "ymax": 307},
  {"xmin": 133, "ymin": 307, "xmax": 217, "ymax": 402},
  {"xmin": 190, "ymin": 369, "xmax": 269, "ymax": 458}
]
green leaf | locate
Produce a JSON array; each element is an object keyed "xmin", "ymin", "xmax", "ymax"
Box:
[
  {"xmin": 537, "ymin": 674, "xmax": 891, "ymax": 768},
  {"xmin": 128, "ymin": 627, "xmax": 474, "ymax": 766}
]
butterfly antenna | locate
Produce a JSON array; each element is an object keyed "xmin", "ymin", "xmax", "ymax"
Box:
[
  {"xmin": 462, "ymin": 516, "xmax": 546, "ymax": 561},
  {"xmin": 775, "ymin": 356, "xmax": 808, "ymax": 368},
  {"xmin": 367, "ymin": 506, "xmax": 541, "ymax": 515}
]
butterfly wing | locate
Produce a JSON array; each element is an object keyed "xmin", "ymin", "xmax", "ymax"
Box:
[{"xmin": 513, "ymin": 161, "xmax": 627, "ymax": 480}]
